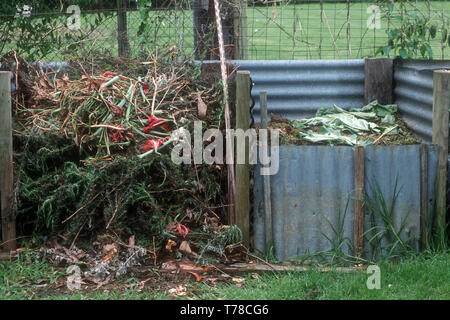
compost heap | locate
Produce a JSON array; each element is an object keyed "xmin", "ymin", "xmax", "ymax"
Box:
[
  {"xmin": 6, "ymin": 53, "xmax": 243, "ymax": 280},
  {"xmin": 270, "ymin": 101, "xmax": 420, "ymax": 146}
]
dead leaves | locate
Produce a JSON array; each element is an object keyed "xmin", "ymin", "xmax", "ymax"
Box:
[
  {"xmin": 179, "ymin": 240, "xmax": 198, "ymax": 257},
  {"xmin": 187, "ymin": 271, "xmax": 202, "ymax": 282},
  {"xmin": 165, "ymin": 239, "xmax": 177, "ymax": 252},
  {"xmin": 102, "ymin": 243, "xmax": 119, "ymax": 261},
  {"xmin": 197, "ymin": 94, "xmax": 208, "ymax": 120},
  {"xmin": 168, "ymin": 285, "xmax": 188, "ymax": 297}
]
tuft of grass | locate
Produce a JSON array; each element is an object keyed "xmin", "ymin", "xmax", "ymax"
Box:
[
  {"xmin": 364, "ymin": 177, "xmax": 415, "ymax": 261},
  {"xmin": 0, "ymin": 251, "xmax": 62, "ymax": 299}
]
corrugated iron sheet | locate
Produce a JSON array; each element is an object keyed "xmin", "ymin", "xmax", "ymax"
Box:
[
  {"xmin": 233, "ymin": 60, "xmax": 365, "ymax": 121},
  {"xmin": 394, "ymin": 59, "xmax": 450, "ymax": 143},
  {"xmin": 363, "ymin": 145, "xmax": 438, "ymax": 258},
  {"xmin": 253, "ymin": 145, "xmax": 438, "ymax": 261},
  {"xmin": 200, "ymin": 59, "xmax": 365, "ymax": 121}
]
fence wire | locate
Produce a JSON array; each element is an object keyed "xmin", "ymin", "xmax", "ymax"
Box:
[
  {"xmin": 244, "ymin": 0, "xmax": 449, "ymax": 60},
  {"xmin": 0, "ymin": 1, "xmax": 449, "ymax": 62}
]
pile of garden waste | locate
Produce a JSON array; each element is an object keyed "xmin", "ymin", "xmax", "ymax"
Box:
[
  {"xmin": 270, "ymin": 101, "xmax": 420, "ymax": 146},
  {"xmin": 1, "ymin": 52, "xmax": 244, "ymax": 278}
]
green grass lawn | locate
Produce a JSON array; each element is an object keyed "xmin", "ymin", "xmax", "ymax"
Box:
[
  {"xmin": 1, "ymin": 251, "xmax": 449, "ymax": 299},
  {"xmin": 3, "ymin": 1, "xmax": 449, "ymax": 61}
]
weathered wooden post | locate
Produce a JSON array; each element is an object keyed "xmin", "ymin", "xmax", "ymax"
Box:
[
  {"xmin": 193, "ymin": 0, "xmax": 235, "ymax": 60},
  {"xmin": 117, "ymin": 0, "xmax": 130, "ymax": 58},
  {"xmin": 235, "ymin": 70, "xmax": 250, "ymax": 247},
  {"xmin": 354, "ymin": 146, "xmax": 365, "ymax": 257},
  {"xmin": 432, "ymin": 70, "xmax": 450, "ymax": 237},
  {"xmin": 355, "ymin": 57, "xmax": 393, "ymax": 257},
  {"xmin": 420, "ymin": 143, "xmax": 428, "ymax": 250},
  {"xmin": 364, "ymin": 58, "xmax": 394, "ymax": 105},
  {"xmin": 234, "ymin": 0, "xmax": 249, "ymax": 60},
  {"xmin": 0, "ymin": 71, "xmax": 16, "ymax": 252},
  {"xmin": 259, "ymin": 91, "xmax": 273, "ymax": 252}
]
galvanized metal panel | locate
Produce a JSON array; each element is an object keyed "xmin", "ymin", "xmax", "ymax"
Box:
[
  {"xmin": 200, "ymin": 59, "xmax": 364, "ymax": 121},
  {"xmin": 233, "ymin": 60, "xmax": 365, "ymax": 121},
  {"xmin": 363, "ymin": 145, "xmax": 437, "ymax": 258},
  {"xmin": 394, "ymin": 60, "xmax": 450, "ymax": 143},
  {"xmin": 253, "ymin": 145, "xmax": 438, "ymax": 261},
  {"xmin": 254, "ymin": 146, "xmax": 356, "ymax": 261}
]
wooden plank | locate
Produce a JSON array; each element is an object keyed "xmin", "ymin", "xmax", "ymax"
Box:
[
  {"xmin": 259, "ymin": 91, "xmax": 273, "ymax": 252},
  {"xmin": 159, "ymin": 261, "xmax": 361, "ymax": 275},
  {"xmin": 432, "ymin": 70, "xmax": 450, "ymax": 233},
  {"xmin": 235, "ymin": 70, "xmax": 251, "ymax": 247},
  {"xmin": 234, "ymin": 0, "xmax": 249, "ymax": 60},
  {"xmin": 354, "ymin": 146, "xmax": 365, "ymax": 257},
  {"xmin": 420, "ymin": 144, "xmax": 428, "ymax": 250},
  {"xmin": 221, "ymin": 263, "xmax": 361, "ymax": 274},
  {"xmin": 0, "ymin": 251, "xmax": 17, "ymax": 261},
  {"xmin": 0, "ymin": 71, "xmax": 16, "ymax": 252},
  {"xmin": 117, "ymin": 0, "xmax": 130, "ymax": 58},
  {"xmin": 364, "ymin": 58, "xmax": 393, "ymax": 105}
]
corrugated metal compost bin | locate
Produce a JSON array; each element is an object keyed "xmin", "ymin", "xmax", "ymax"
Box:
[{"xmin": 253, "ymin": 144, "xmax": 438, "ymax": 261}]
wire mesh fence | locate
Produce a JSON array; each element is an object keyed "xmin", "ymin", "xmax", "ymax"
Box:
[
  {"xmin": 0, "ymin": 0, "xmax": 449, "ymax": 62},
  {"xmin": 244, "ymin": 0, "xmax": 449, "ymax": 60}
]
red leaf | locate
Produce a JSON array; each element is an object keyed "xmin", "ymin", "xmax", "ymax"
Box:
[
  {"xmin": 174, "ymin": 223, "xmax": 189, "ymax": 238},
  {"xmin": 187, "ymin": 271, "xmax": 202, "ymax": 282},
  {"xmin": 141, "ymin": 82, "xmax": 150, "ymax": 95},
  {"xmin": 143, "ymin": 115, "xmax": 169, "ymax": 132},
  {"xmin": 141, "ymin": 139, "xmax": 163, "ymax": 152},
  {"xmin": 102, "ymin": 71, "xmax": 117, "ymax": 78}
]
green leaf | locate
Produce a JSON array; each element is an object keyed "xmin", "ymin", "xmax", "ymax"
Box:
[
  {"xmin": 425, "ymin": 44, "xmax": 433, "ymax": 59},
  {"xmin": 375, "ymin": 47, "xmax": 384, "ymax": 56},
  {"xmin": 389, "ymin": 29, "xmax": 399, "ymax": 40},
  {"xmin": 382, "ymin": 45, "xmax": 392, "ymax": 56},
  {"xmin": 399, "ymin": 48, "xmax": 408, "ymax": 59},
  {"xmin": 420, "ymin": 44, "xmax": 426, "ymax": 57},
  {"xmin": 429, "ymin": 25, "xmax": 437, "ymax": 39},
  {"xmin": 387, "ymin": 2, "xmax": 394, "ymax": 12}
]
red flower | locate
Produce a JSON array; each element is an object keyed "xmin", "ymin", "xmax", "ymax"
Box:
[
  {"xmin": 109, "ymin": 129, "xmax": 127, "ymax": 143},
  {"xmin": 141, "ymin": 82, "xmax": 150, "ymax": 95},
  {"xmin": 102, "ymin": 71, "xmax": 117, "ymax": 78},
  {"xmin": 141, "ymin": 139, "xmax": 163, "ymax": 152},
  {"xmin": 291, "ymin": 129, "xmax": 296, "ymax": 135},
  {"xmin": 143, "ymin": 114, "xmax": 169, "ymax": 132},
  {"xmin": 173, "ymin": 223, "xmax": 189, "ymax": 238}
]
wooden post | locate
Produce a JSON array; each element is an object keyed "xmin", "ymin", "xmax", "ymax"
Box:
[
  {"xmin": 0, "ymin": 71, "xmax": 16, "ymax": 252},
  {"xmin": 420, "ymin": 143, "xmax": 428, "ymax": 250},
  {"xmin": 432, "ymin": 70, "xmax": 450, "ymax": 234},
  {"xmin": 117, "ymin": 0, "xmax": 130, "ymax": 58},
  {"xmin": 235, "ymin": 70, "xmax": 250, "ymax": 247},
  {"xmin": 364, "ymin": 58, "xmax": 393, "ymax": 105},
  {"xmin": 354, "ymin": 146, "xmax": 365, "ymax": 257},
  {"xmin": 259, "ymin": 91, "xmax": 272, "ymax": 252},
  {"xmin": 234, "ymin": 0, "xmax": 249, "ymax": 60}
]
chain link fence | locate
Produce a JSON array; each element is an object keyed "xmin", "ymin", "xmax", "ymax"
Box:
[{"xmin": 0, "ymin": 0, "xmax": 448, "ymax": 62}]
